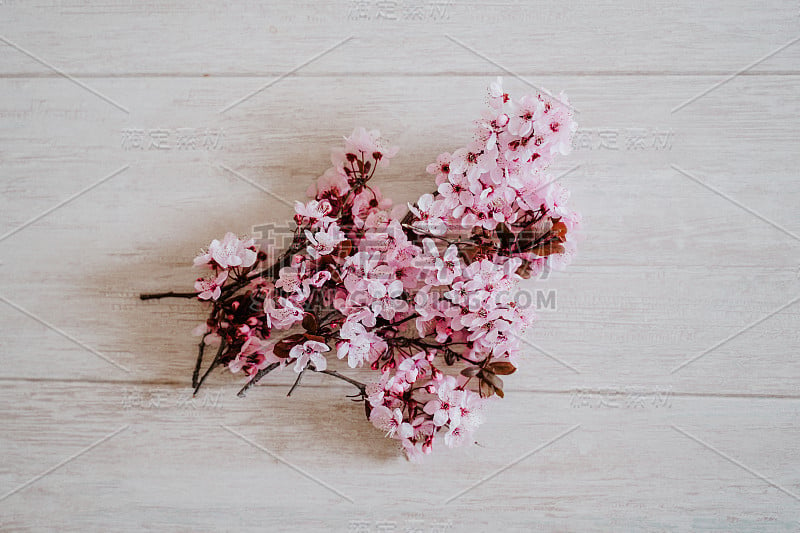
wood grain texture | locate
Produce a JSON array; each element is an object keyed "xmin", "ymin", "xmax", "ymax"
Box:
[
  {"xmin": 0, "ymin": 1, "xmax": 799, "ymax": 74},
  {"xmin": 1, "ymin": 1, "xmax": 799, "ymax": 531}
]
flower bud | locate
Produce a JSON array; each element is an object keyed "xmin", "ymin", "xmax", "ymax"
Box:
[{"xmin": 422, "ymin": 438, "xmax": 433, "ymax": 454}]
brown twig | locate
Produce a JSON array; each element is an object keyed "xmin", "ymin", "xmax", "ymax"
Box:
[
  {"xmin": 140, "ymin": 291, "xmax": 196, "ymax": 300},
  {"xmin": 286, "ymin": 369, "xmax": 306, "ymax": 397},
  {"xmin": 311, "ymin": 367, "xmax": 367, "ymax": 394},
  {"xmin": 192, "ymin": 334, "xmax": 210, "ymax": 388},
  {"xmin": 194, "ymin": 340, "xmax": 226, "ymax": 395},
  {"xmin": 236, "ymin": 362, "xmax": 281, "ymax": 397}
]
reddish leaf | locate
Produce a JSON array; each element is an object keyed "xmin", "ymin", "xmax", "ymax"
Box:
[
  {"xmin": 302, "ymin": 312, "xmax": 318, "ymax": 333},
  {"xmin": 273, "ymin": 342, "xmax": 292, "ymax": 359},
  {"xmin": 486, "ymin": 361, "xmax": 517, "ymax": 375},
  {"xmin": 304, "ymin": 334, "xmax": 326, "ymax": 344},
  {"xmin": 335, "ymin": 239, "xmax": 352, "ymax": 259},
  {"xmin": 273, "ymin": 333, "xmax": 305, "ymax": 358},
  {"xmin": 329, "ymin": 267, "xmax": 343, "ymax": 284},
  {"xmin": 515, "ymin": 260, "xmax": 532, "ymax": 279},
  {"xmin": 479, "ymin": 379, "xmax": 495, "ymax": 398},
  {"xmin": 480, "ymin": 371, "xmax": 504, "ymax": 391},
  {"xmin": 496, "ymin": 222, "xmax": 514, "ymax": 249},
  {"xmin": 530, "ymin": 241, "xmax": 565, "ymax": 257},
  {"xmin": 550, "ymin": 218, "xmax": 568, "ymax": 242},
  {"xmin": 460, "ymin": 366, "xmax": 482, "ymax": 377}
]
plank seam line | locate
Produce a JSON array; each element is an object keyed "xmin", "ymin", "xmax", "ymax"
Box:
[
  {"xmin": 1, "ymin": 71, "xmax": 800, "ymax": 79},
  {"xmin": 0, "ymin": 377, "xmax": 799, "ymax": 400}
]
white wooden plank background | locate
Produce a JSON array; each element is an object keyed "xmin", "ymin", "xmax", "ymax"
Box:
[{"xmin": 1, "ymin": 2, "xmax": 799, "ymax": 531}]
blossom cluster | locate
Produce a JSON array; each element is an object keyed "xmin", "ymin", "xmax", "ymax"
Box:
[{"xmin": 150, "ymin": 79, "xmax": 580, "ymax": 460}]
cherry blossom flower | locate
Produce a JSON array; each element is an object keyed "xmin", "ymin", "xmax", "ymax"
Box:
[
  {"xmin": 274, "ymin": 263, "xmax": 306, "ymax": 297},
  {"xmin": 443, "ymin": 425, "xmax": 469, "ymax": 448},
  {"xmin": 433, "ymin": 244, "xmax": 462, "ymax": 285},
  {"xmin": 394, "ymin": 352, "xmax": 430, "ymax": 384},
  {"xmin": 508, "ymin": 94, "xmax": 544, "ymax": 137},
  {"xmin": 294, "ymin": 199, "xmax": 334, "ymax": 227},
  {"xmin": 400, "ymin": 438, "xmax": 425, "ymax": 462},
  {"xmin": 535, "ymin": 92, "xmax": 576, "ymax": 156},
  {"xmin": 437, "ymin": 172, "xmax": 479, "ymax": 215},
  {"xmin": 426, "ymin": 152, "xmax": 452, "ymax": 182},
  {"xmin": 369, "ymin": 405, "xmax": 413, "ymax": 439},
  {"xmin": 308, "ymin": 167, "xmax": 349, "ymax": 199},
  {"xmin": 351, "ymin": 186, "xmax": 393, "ymax": 228},
  {"xmin": 265, "ymin": 297, "xmax": 304, "ymax": 329},
  {"xmin": 453, "ymin": 389, "xmax": 488, "ymax": 432},
  {"xmin": 337, "ymin": 320, "xmax": 387, "ymax": 368},
  {"xmin": 449, "ymin": 142, "xmax": 497, "ymax": 181},
  {"xmin": 305, "ymin": 223, "xmax": 345, "ymax": 259},
  {"xmin": 229, "ymin": 337, "xmax": 272, "ymax": 376},
  {"xmin": 488, "ymin": 76, "xmax": 509, "ymax": 109},
  {"xmin": 408, "ymin": 193, "xmax": 447, "ymax": 235},
  {"xmin": 194, "ymin": 232, "xmax": 257, "ymax": 269},
  {"xmin": 290, "ymin": 340, "xmax": 330, "ymax": 373},
  {"xmin": 194, "ymin": 270, "xmax": 228, "ymax": 300},
  {"xmin": 423, "ymin": 376, "xmax": 463, "ymax": 427},
  {"xmin": 368, "ymin": 279, "xmax": 408, "ymax": 320},
  {"xmin": 332, "ymin": 127, "xmax": 399, "ymax": 172},
  {"xmin": 304, "ymin": 269, "xmax": 331, "ymax": 290}
]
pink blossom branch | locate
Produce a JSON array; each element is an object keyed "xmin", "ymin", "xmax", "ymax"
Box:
[
  {"xmin": 137, "ymin": 81, "xmax": 581, "ymax": 459},
  {"xmin": 139, "ymin": 232, "xmax": 304, "ymax": 302}
]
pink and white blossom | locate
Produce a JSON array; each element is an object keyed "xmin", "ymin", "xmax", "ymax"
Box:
[
  {"xmin": 162, "ymin": 79, "xmax": 580, "ymax": 461},
  {"xmin": 290, "ymin": 340, "xmax": 330, "ymax": 373},
  {"xmin": 369, "ymin": 405, "xmax": 413, "ymax": 439},
  {"xmin": 305, "ymin": 223, "xmax": 346, "ymax": 259},
  {"xmin": 194, "ymin": 232, "xmax": 257, "ymax": 269},
  {"xmin": 408, "ymin": 193, "xmax": 447, "ymax": 236},
  {"xmin": 194, "ymin": 270, "xmax": 228, "ymax": 300}
]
